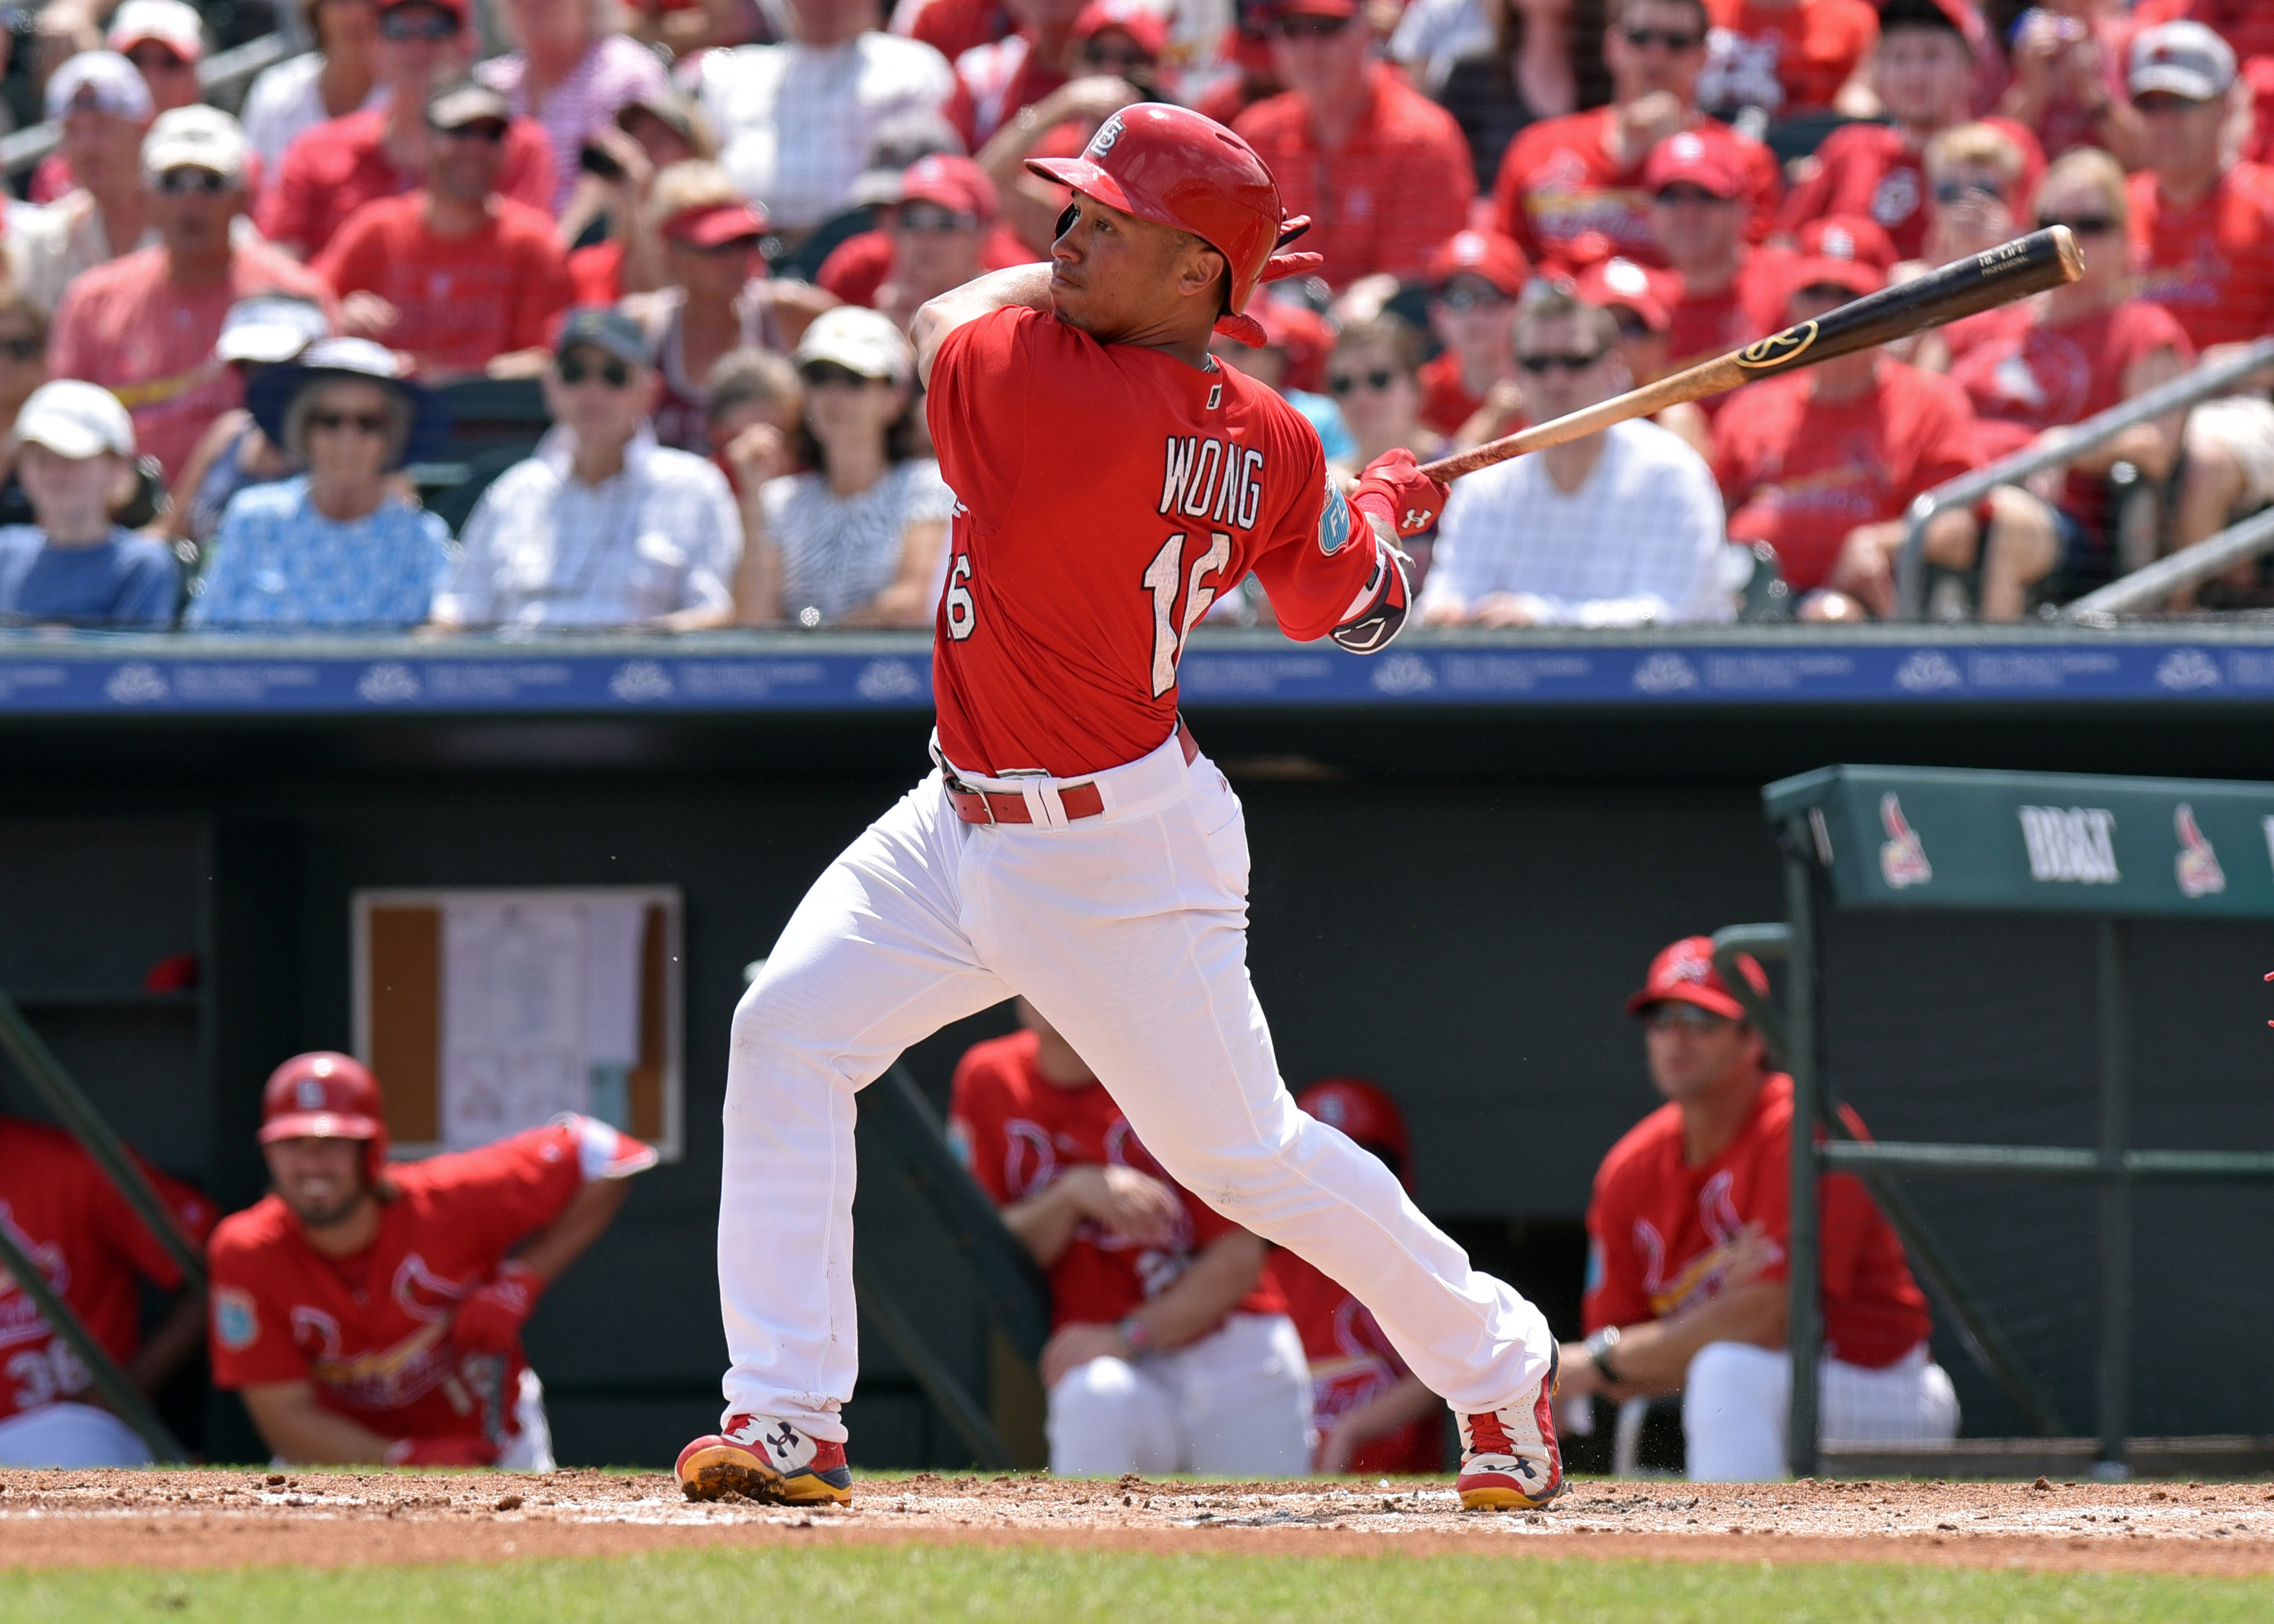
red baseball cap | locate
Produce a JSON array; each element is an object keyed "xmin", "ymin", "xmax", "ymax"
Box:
[
  {"xmin": 379, "ymin": 0, "xmax": 469, "ymax": 24},
  {"xmin": 1427, "ymin": 229, "xmax": 1529, "ymax": 297},
  {"xmin": 1643, "ymin": 127, "xmax": 1748, "ymax": 200},
  {"xmin": 1787, "ymin": 212, "xmax": 1890, "ymax": 299},
  {"xmin": 1271, "ymin": 0, "xmax": 1360, "ymax": 18},
  {"xmin": 1248, "ymin": 294, "xmax": 1333, "ymax": 393},
  {"xmin": 894, "ymin": 153, "xmax": 998, "ymax": 222},
  {"xmin": 1073, "ymin": 0, "xmax": 1169, "ymax": 56},
  {"xmin": 1626, "ymin": 936, "xmax": 1770, "ymax": 1021},
  {"xmin": 661, "ymin": 197, "xmax": 768, "ymax": 247},
  {"xmin": 1574, "ymin": 255, "xmax": 1676, "ymax": 333}
]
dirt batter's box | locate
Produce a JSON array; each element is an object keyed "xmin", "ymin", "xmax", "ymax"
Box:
[{"xmin": 1708, "ymin": 764, "xmax": 2274, "ymax": 1479}]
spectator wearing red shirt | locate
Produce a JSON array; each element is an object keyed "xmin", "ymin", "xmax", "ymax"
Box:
[
  {"xmin": 2132, "ymin": 0, "xmax": 2274, "ymax": 67},
  {"xmin": 896, "ymin": 0, "xmax": 1015, "ymax": 66},
  {"xmin": 33, "ymin": 0, "xmax": 210, "ymax": 202},
  {"xmin": 948, "ymin": 1001, "xmax": 1311, "ymax": 1478},
  {"xmin": 1645, "ymin": 127, "xmax": 1788, "ymax": 374},
  {"xmin": 50, "ymin": 108, "xmax": 337, "ymax": 479},
  {"xmin": 1554, "ymin": 939, "xmax": 1954, "ymax": 1481},
  {"xmin": 1899, "ymin": 121, "xmax": 2035, "ymax": 369},
  {"xmin": 623, "ymin": 164, "xmax": 784, "ymax": 455},
  {"xmin": 1696, "ymin": 0, "xmax": 1877, "ymax": 125},
  {"xmin": 1999, "ymin": 1, "xmax": 2145, "ymax": 164},
  {"xmin": 943, "ymin": 0, "xmax": 1085, "ymax": 149},
  {"xmin": 976, "ymin": 70, "xmax": 1151, "ymax": 259},
  {"xmin": 1233, "ymin": 0, "xmax": 1475, "ymax": 288},
  {"xmin": 261, "ymin": 0, "xmax": 557, "ymax": 261},
  {"xmin": 0, "ymin": 1116, "xmax": 213, "ymax": 1467},
  {"xmin": 819, "ymin": 154, "xmax": 1032, "ymax": 330},
  {"xmin": 1491, "ymin": 0, "xmax": 1780, "ymax": 275},
  {"xmin": 1780, "ymin": 0, "xmax": 2044, "ymax": 261},
  {"xmin": 318, "ymin": 82, "xmax": 577, "ymax": 380},
  {"xmin": 1417, "ymin": 229, "xmax": 1529, "ymax": 440},
  {"xmin": 12, "ymin": 53, "xmax": 155, "ymax": 316},
  {"xmin": 209, "ymin": 1052, "xmax": 656, "ymax": 1468},
  {"xmin": 1574, "ymin": 254, "xmax": 1714, "ymax": 456}
]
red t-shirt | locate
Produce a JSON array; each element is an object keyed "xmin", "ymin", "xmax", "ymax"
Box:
[
  {"xmin": 0, "ymin": 1119, "xmax": 214, "ymax": 1422},
  {"xmin": 1233, "ymin": 65, "xmax": 1475, "ymax": 288},
  {"xmin": 1273, "ymin": 1247, "xmax": 1441, "ymax": 1475},
  {"xmin": 1417, "ymin": 349, "xmax": 1483, "ymax": 439},
  {"xmin": 816, "ymin": 224, "xmax": 1037, "ymax": 309},
  {"xmin": 1490, "ymin": 106, "xmax": 1781, "ymax": 275},
  {"xmin": 925, "ymin": 306, "xmax": 1385, "ymax": 777},
  {"xmin": 1667, "ymin": 248, "xmax": 1791, "ymax": 375},
  {"xmin": 568, "ymin": 239, "xmax": 627, "ymax": 306},
  {"xmin": 2128, "ymin": 162, "xmax": 2274, "ymax": 350},
  {"xmin": 48, "ymin": 241, "xmax": 338, "ymax": 478},
  {"xmin": 1778, "ymin": 119, "xmax": 2044, "ymax": 262},
  {"xmin": 947, "ymin": 1030, "xmax": 1286, "ymax": 1332},
  {"xmin": 2132, "ymin": 0, "xmax": 2274, "ymax": 64},
  {"xmin": 1713, "ymin": 359, "xmax": 1981, "ymax": 591},
  {"xmin": 1700, "ymin": 0, "xmax": 1879, "ymax": 121},
  {"xmin": 1583, "ymin": 1074, "xmax": 1929, "ymax": 1370},
  {"xmin": 260, "ymin": 108, "xmax": 557, "ymax": 260},
  {"xmin": 207, "ymin": 1119, "xmax": 649, "ymax": 1449},
  {"xmin": 317, "ymin": 194, "xmax": 576, "ymax": 379}
]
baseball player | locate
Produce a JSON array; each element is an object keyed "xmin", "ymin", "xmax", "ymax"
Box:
[
  {"xmin": 1280, "ymin": 1079, "xmax": 1446, "ymax": 1476},
  {"xmin": 1558, "ymin": 939, "xmax": 1959, "ymax": 1479},
  {"xmin": 949, "ymin": 999, "xmax": 1311, "ymax": 1477},
  {"xmin": 677, "ymin": 103, "xmax": 1560, "ymax": 1513},
  {"xmin": 208, "ymin": 1052, "xmax": 657, "ymax": 1468},
  {"xmin": 0, "ymin": 1114, "xmax": 214, "ymax": 1467}
]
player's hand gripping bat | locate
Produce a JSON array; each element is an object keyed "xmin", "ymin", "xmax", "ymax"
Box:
[{"xmin": 1416, "ymin": 226, "xmax": 2085, "ymax": 484}]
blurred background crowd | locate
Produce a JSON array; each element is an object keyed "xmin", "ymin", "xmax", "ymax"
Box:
[{"xmin": 0, "ymin": 0, "xmax": 2266, "ymax": 631}]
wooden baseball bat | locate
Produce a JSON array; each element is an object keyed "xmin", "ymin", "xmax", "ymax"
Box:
[{"xmin": 1418, "ymin": 226, "xmax": 2085, "ymax": 484}]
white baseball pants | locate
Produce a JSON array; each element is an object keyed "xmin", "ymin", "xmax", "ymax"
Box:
[
  {"xmin": 0, "ymin": 1401, "xmax": 152, "ymax": 1467},
  {"xmin": 1682, "ymin": 1340, "xmax": 1960, "ymax": 1481},
  {"xmin": 717, "ymin": 727, "xmax": 1554, "ymax": 1442},
  {"xmin": 1049, "ymin": 1312, "xmax": 1313, "ymax": 1477}
]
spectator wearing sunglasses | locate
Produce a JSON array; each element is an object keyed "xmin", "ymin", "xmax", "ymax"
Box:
[
  {"xmin": 1415, "ymin": 229, "xmax": 1529, "ymax": 441},
  {"xmin": 1490, "ymin": 0, "xmax": 1778, "ymax": 276},
  {"xmin": 316, "ymin": 82, "xmax": 577, "ymax": 381},
  {"xmin": 1321, "ymin": 314, "xmax": 1446, "ymax": 584},
  {"xmin": 478, "ymin": 0, "xmax": 672, "ymax": 217},
  {"xmin": 29, "ymin": 4, "xmax": 202, "ymax": 203},
  {"xmin": 820, "ymin": 155, "xmax": 1028, "ymax": 336},
  {"xmin": 262, "ymin": 0, "xmax": 557, "ymax": 262},
  {"xmin": 732, "ymin": 307, "xmax": 952, "ymax": 627},
  {"xmin": 0, "ymin": 382, "xmax": 178, "ymax": 628},
  {"xmin": 188, "ymin": 340, "xmax": 452, "ymax": 628},
  {"xmin": 11, "ymin": 53, "xmax": 155, "ymax": 317},
  {"xmin": 1780, "ymin": 0, "xmax": 2044, "ymax": 262},
  {"xmin": 1422, "ymin": 286, "xmax": 1726, "ymax": 626},
  {"xmin": 1573, "ymin": 254, "xmax": 1712, "ymax": 457},
  {"xmin": 1692, "ymin": 0, "xmax": 1877, "ymax": 128},
  {"xmin": 435, "ymin": 309, "xmax": 742, "ymax": 629},
  {"xmin": 242, "ymin": 0, "xmax": 388, "ymax": 181},
  {"xmin": 1642, "ymin": 127, "xmax": 1783, "ymax": 378},
  {"xmin": 1947, "ymin": 148, "xmax": 2192, "ymax": 600},
  {"xmin": 1234, "ymin": 0, "xmax": 1475, "ymax": 288},
  {"xmin": 1897, "ymin": 120, "xmax": 2031, "ymax": 368},
  {"xmin": 49, "ymin": 108, "xmax": 336, "ymax": 481},
  {"xmin": 156, "ymin": 294, "xmax": 334, "ymax": 553}
]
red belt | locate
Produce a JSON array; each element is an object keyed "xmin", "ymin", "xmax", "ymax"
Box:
[{"xmin": 946, "ymin": 720, "xmax": 1199, "ymax": 827}]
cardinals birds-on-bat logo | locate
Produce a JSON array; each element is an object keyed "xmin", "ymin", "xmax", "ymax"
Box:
[
  {"xmin": 2174, "ymin": 802, "xmax": 2226, "ymax": 898},
  {"xmin": 1879, "ymin": 792, "xmax": 1933, "ymax": 889}
]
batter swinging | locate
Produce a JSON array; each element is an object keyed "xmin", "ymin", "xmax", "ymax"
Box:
[{"xmin": 676, "ymin": 103, "xmax": 1560, "ymax": 1512}]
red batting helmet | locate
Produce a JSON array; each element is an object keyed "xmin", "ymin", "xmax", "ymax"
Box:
[
  {"xmin": 1026, "ymin": 102, "xmax": 1320, "ymax": 346},
  {"xmin": 1296, "ymin": 1077, "xmax": 1414, "ymax": 1192},
  {"xmin": 257, "ymin": 1051, "xmax": 389, "ymax": 1186}
]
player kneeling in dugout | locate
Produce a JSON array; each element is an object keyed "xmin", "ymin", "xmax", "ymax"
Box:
[
  {"xmin": 1555, "ymin": 939, "xmax": 1959, "ymax": 1480},
  {"xmin": 207, "ymin": 1051, "xmax": 657, "ymax": 1468},
  {"xmin": 949, "ymin": 1000, "xmax": 1313, "ymax": 1477}
]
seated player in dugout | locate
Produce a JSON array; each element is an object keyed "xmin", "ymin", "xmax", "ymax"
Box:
[
  {"xmin": 948, "ymin": 1000, "xmax": 1314, "ymax": 1477},
  {"xmin": 1554, "ymin": 939, "xmax": 1959, "ymax": 1481},
  {"xmin": 207, "ymin": 1052, "xmax": 658, "ymax": 1468}
]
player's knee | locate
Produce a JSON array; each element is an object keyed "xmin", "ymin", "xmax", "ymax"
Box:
[
  {"xmin": 1047, "ymin": 1355, "xmax": 1142, "ymax": 1437},
  {"xmin": 1683, "ymin": 1340, "xmax": 1783, "ymax": 1414}
]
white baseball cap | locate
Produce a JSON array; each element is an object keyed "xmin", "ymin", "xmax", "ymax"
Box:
[
  {"xmin": 108, "ymin": 0, "xmax": 207, "ymax": 62},
  {"xmin": 2129, "ymin": 20, "xmax": 2236, "ymax": 102},
  {"xmin": 45, "ymin": 51, "xmax": 155, "ymax": 122},
  {"xmin": 142, "ymin": 105, "xmax": 251, "ymax": 184},
  {"xmin": 215, "ymin": 294, "xmax": 333, "ymax": 365},
  {"xmin": 793, "ymin": 306, "xmax": 914, "ymax": 386},
  {"xmin": 13, "ymin": 381, "xmax": 135, "ymax": 459}
]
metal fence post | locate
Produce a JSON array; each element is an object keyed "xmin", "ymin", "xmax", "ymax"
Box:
[
  {"xmin": 1783, "ymin": 829, "xmax": 1826, "ymax": 1477},
  {"xmin": 2096, "ymin": 919, "xmax": 2131, "ymax": 1474}
]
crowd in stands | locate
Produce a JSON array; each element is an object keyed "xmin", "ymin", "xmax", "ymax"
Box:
[{"xmin": 0, "ymin": 0, "xmax": 2268, "ymax": 630}]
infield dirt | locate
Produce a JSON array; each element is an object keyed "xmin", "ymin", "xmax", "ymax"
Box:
[{"xmin": 6, "ymin": 1469, "xmax": 2274, "ymax": 1576}]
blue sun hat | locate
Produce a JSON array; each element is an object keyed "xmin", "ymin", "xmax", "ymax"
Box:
[{"xmin": 245, "ymin": 338, "xmax": 452, "ymax": 469}]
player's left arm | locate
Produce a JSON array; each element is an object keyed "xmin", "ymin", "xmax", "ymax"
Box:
[
  {"xmin": 911, "ymin": 263, "xmax": 1054, "ymax": 388},
  {"xmin": 1254, "ymin": 446, "xmax": 1448, "ymax": 655},
  {"xmin": 1037, "ymin": 1230, "xmax": 1267, "ymax": 1387}
]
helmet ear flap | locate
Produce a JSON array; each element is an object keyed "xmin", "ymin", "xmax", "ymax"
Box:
[{"xmin": 1053, "ymin": 202, "xmax": 1079, "ymax": 241}]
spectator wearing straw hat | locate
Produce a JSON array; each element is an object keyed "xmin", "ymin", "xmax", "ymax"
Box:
[{"xmin": 0, "ymin": 380, "xmax": 178, "ymax": 627}]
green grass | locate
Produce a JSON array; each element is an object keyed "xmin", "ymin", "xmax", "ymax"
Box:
[{"xmin": 1, "ymin": 1547, "xmax": 2267, "ymax": 1623}]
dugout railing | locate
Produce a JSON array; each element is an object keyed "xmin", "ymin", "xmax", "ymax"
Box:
[{"xmin": 1748, "ymin": 764, "xmax": 2274, "ymax": 1477}]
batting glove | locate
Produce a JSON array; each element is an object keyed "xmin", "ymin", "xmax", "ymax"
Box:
[
  {"xmin": 384, "ymin": 1434, "xmax": 500, "ymax": 1467},
  {"xmin": 1352, "ymin": 448, "xmax": 1449, "ymax": 539},
  {"xmin": 451, "ymin": 1260, "xmax": 544, "ymax": 1354}
]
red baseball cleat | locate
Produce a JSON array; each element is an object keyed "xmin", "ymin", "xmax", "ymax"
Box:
[
  {"xmin": 676, "ymin": 1414, "xmax": 853, "ymax": 1505},
  {"xmin": 1454, "ymin": 1346, "xmax": 1563, "ymax": 1511}
]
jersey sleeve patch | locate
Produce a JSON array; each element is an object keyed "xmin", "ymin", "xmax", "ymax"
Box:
[
  {"xmin": 213, "ymin": 1286, "xmax": 260, "ymax": 1353},
  {"xmin": 1316, "ymin": 476, "xmax": 1352, "ymax": 555}
]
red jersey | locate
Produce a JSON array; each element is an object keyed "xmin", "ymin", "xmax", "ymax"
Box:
[
  {"xmin": 1667, "ymin": 249, "xmax": 1791, "ymax": 374},
  {"xmin": 1778, "ymin": 119, "xmax": 2043, "ymax": 262},
  {"xmin": 2129, "ymin": 163, "xmax": 2274, "ymax": 350},
  {"xmin": 1274, "ymin": 1247, "xmax": 1441, "ymax": 1475},
  {"xmin": 1713, "ymin": 359, "xmax": 1981, "ymax": 591},
  {"xmin": 1233, "ymin": 65, "xmax": 1475, "ymax": 287},
  {"xmin": 207, "ymin": 1118, "xmax": 650, "ymax": 1449},
  {"xmin": 0, "ymin": 1119, "xmax": 213, "ymax": 1422},
  {"xmin": 925, "ymin": 305, "xmax": 1388, "ymax": 777},
  {"xmin": 1417, "ymin": 349, "xmax": 1484, "ymax": 439},
  {"xmin": 1583, "ymin": 1074, "xmax": 1929, "ymax": 1369},
  {"xmin": 259, "ymin": 108, "xmax": 557, "ymax": 260},
  {"xmin": 1490, "ymin": 106, "xmax": 1780, "ymax": 275},
  {"xmin": 815, "ymin": 224, "xmax": 1037, "ymax": 309},
  {"xmin": 316, "ymin": 194, "xmax": 576, "ymax": 379},
  {"xmin": 947, "ymin": 1031, "xmax": 1286, "ymax": 1331},
  {"xmin": 1699, "ymin": 0, "xmax": 1878, "ymax": 121}
]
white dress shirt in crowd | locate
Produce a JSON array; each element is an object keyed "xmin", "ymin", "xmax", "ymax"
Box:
[
  {"xmin": 436, "ymin": 426, "xmax": 742, "ymax": 627},
  {"xmin": 765, "ymin": 458, "xmax": 954, "ymax": 625},
  {"xmin": 695, "ymin": 30, "xmax": 953, "ymax": 231},
  {"xmin": 1421, "ymin": 419, "xmax": 1733, "ymax": 627}
]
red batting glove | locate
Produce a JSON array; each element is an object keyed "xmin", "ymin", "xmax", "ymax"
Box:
[
  {"xmin": 451, "ymin": 1260, "xmax": 544, "ymax": 1354},
  {"xmin": 384, "ymin": 1434, "xmax": 500, "ymax": 1468},
  {"xmin": 1352, "ymin": 448, "xmax": 1449, "ymax": 539}
]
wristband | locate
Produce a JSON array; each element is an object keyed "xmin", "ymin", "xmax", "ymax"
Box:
[
  {"xmin": 1584, "ymin": 1324, "xmax": 1625, "ymax": 1385},
  {"xmin": 1116, "ymin": 1315, "xmax": 1153, "ymax": 1357}
]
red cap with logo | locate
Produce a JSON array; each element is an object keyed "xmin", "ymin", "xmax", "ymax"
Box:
[
  {"xmin": 1295, "ymin": 1077, "xmax": 1413, "ymax": 1192},
  {"xmin": 1626, "ymin": 936, "xmax": 1770, "ymax": 1021},
  {"xmin": 897, "ymin": 153, "xmax": 999, "ymax": 222},
  {"xmin": 1574, "ymin": 255, "xmax": 1678, "ymax": 334},
  {"xmin": 1248, "ymin": 294, "xmax": 1333, "ymax": 393},
  {"xmin": 1787, "ymin": 212, "xmax": 1891, "ymax": 299},
  {"xmin": 1427, "ymin": 229, "xmax": 1529, "ymax": 297},
  {"xmin": 1073, "ymin": 0, "xmax": 1170, "ymax": 57},
  {"xmin": 1643, "ymin": 127, "xmax": 1748, "ymax": 200},
  {"xmin": 1271, "ymin": 0, "xmax": 1360, "ymax": 17}
]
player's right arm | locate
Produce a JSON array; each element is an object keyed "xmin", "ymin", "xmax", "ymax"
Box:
[{"xmin": 911, "ymin": 263, "xmax": 1055, "ymax": 388}]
